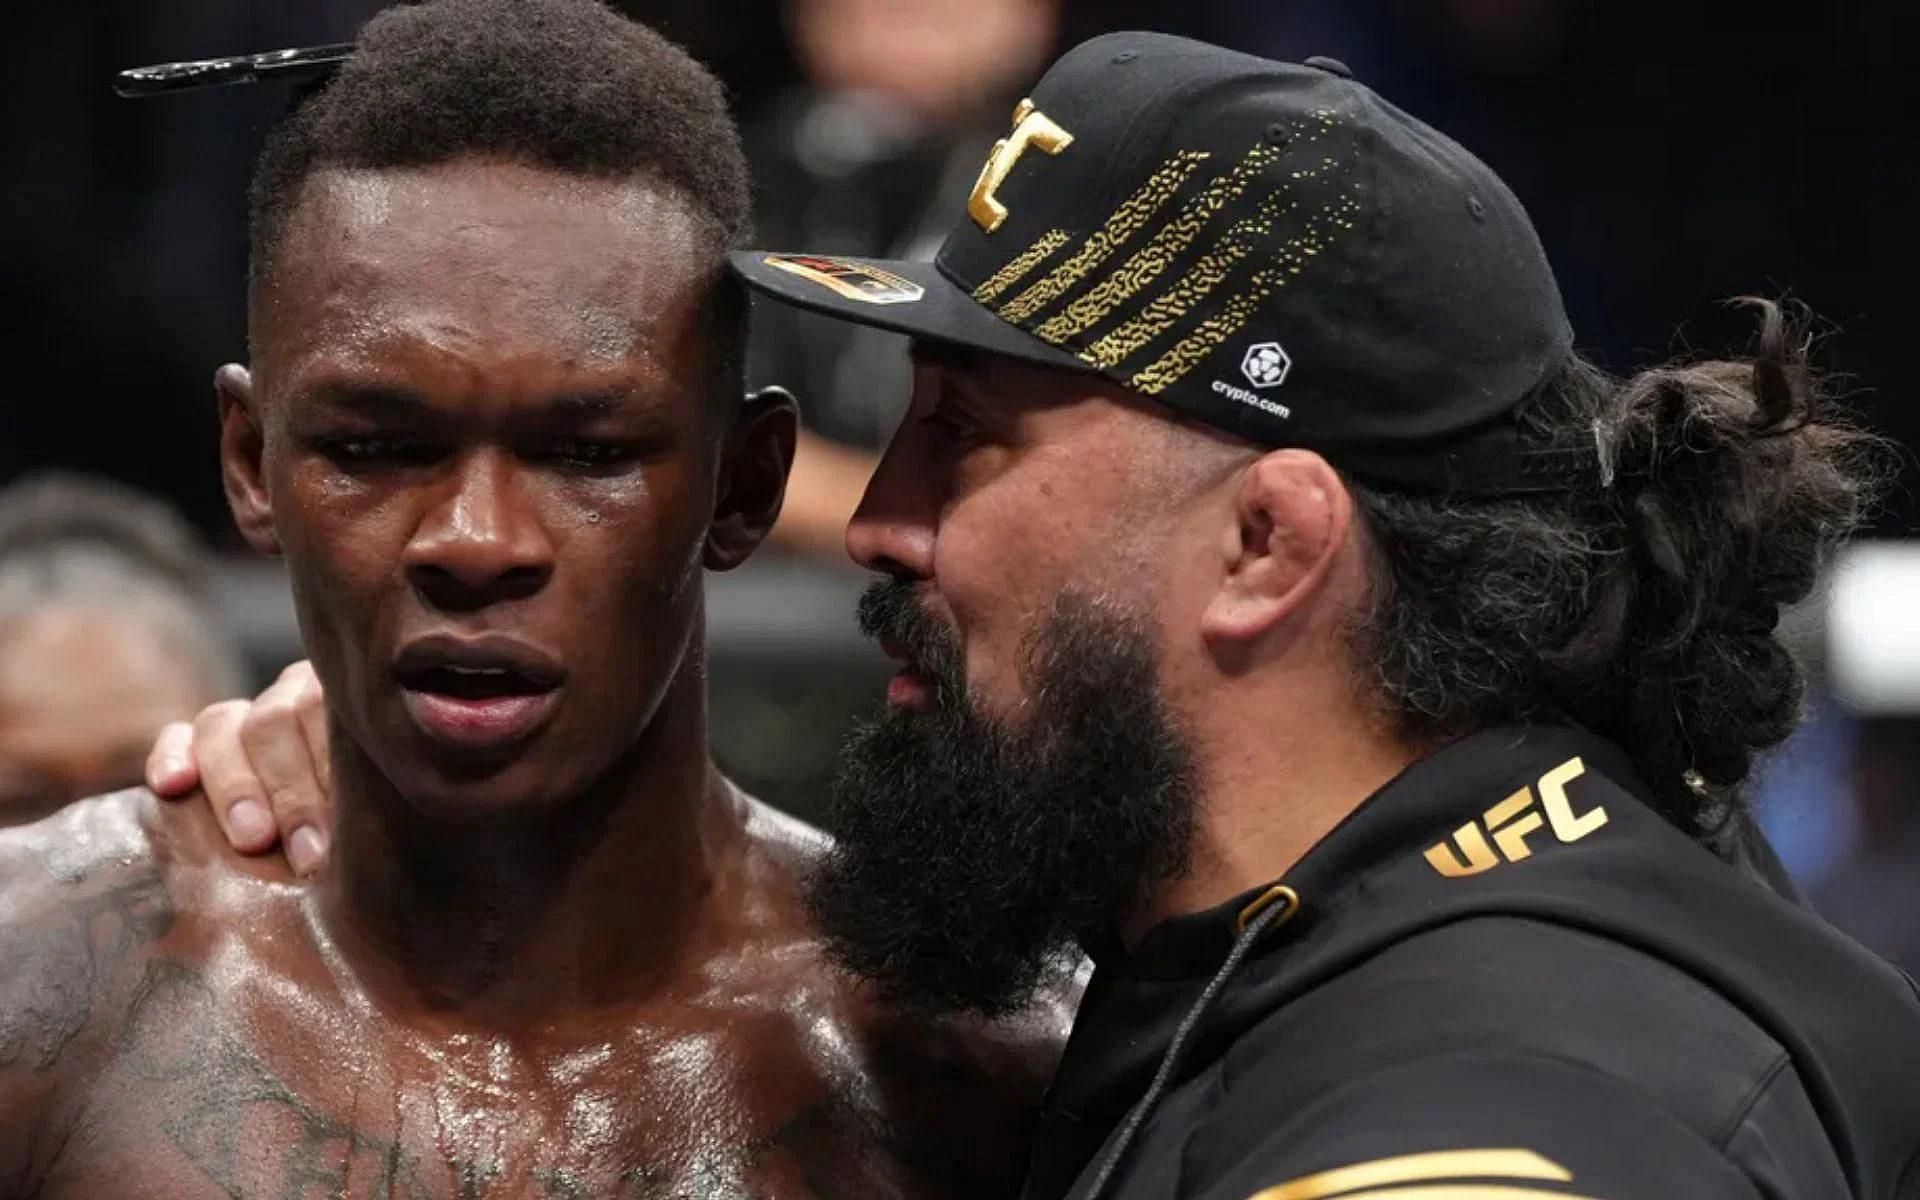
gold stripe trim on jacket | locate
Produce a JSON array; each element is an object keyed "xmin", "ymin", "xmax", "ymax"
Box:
[
  {"xmin": 1245, "ymin": 1148, "xmax": 1573, "ymax": 1200},
  {"xmin": 1279, "ymin": 1187, "xmax": 1596, "ymax": 1200}
]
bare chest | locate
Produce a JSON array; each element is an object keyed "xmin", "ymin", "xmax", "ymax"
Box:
[{"xmin": 45, "ymin": 960, "xmax": 940, "ymax": 1200}]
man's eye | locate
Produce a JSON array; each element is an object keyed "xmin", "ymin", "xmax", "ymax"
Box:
[
  {"xmin": 318, "ymin": 435, "xmax": 436, "ymax": 466},
  {"xmin": 920, "ymin": 407, "xmax": 980, "ymax": 444},
  {"xmin": 541, "ymin": 439, "xmax": 636, "ymax": 470}
]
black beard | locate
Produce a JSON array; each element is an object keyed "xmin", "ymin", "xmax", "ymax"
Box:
[{"xmin": 805, "ymin": 579, "xmax": 1199, "ymax": 1017}]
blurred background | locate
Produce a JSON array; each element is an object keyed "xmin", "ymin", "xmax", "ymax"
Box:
[{"xmin": 1, "ymin": 1, "xmax": 1915, "ymax": 967}]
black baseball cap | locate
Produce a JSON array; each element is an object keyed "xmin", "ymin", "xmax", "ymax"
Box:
[{"xmin": 730, "ymin": 32, "xmax": 1590, "ymax": 496}]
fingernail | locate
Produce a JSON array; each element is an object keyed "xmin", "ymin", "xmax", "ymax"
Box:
[
  {"xmin": 288, "ymin": 826, "xmax": 328, "ymax": 876},
  {"xmin": 228, "ymin": 800, "xmax": 273, "ymax": 845},
  {"xmin": 161, "ymin": 754, "xmax": 190, "ymax": 780}
]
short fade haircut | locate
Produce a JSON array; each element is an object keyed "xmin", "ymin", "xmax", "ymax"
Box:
[{"xmin": 247, "ymin": 0, "xmax": 752, "ymax": 405}]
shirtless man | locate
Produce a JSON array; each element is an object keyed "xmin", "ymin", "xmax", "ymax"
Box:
[{"xmin": 0, "ymin": 2, "xmax": 1057, "ymax": 1195}]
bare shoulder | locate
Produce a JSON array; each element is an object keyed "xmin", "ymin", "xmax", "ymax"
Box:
[
  {"xmin": 0, "ymin": 790, "xmax": 234, "ymax": 1067},
  {"xmin": 738, "ymin": 787, "xmax": 833, "ymax": 866},
  {"xmin": 0, "ymin": 791, "xmax": 296, "ymax": 1169},
  {"xmin": 0, "ymin": 792, "xmax": 175, "ymax": 1177},
  {"xmin": 0, "ymin": 789, "xmax": 178, "ymax": 998},
  {"xmin": 0, "ymin": 785, "xmax": 292, "ymax": 923},
  {"xmin": 2, "ymin": 789, "xmax": 154, "ymax": 891}
]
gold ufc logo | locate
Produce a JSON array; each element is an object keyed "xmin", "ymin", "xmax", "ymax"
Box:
[
  {"xmin": 1423, "ymin": 757, "xmax": 1608, "ymax": 879},
  {"xmin": 968, "ymin": 98, "xmax": 1074, "ymax": 233}
]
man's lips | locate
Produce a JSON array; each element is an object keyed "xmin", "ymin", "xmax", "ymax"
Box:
[
  {"xmin": 886, "ymin": 671, "xmax": 933, "ymax": 709},
  {"xmin": 400, "ymin": 690, "xmax": 562, "ymax": 752},
  {"xmin": 392, "ymin": 633, "xmax": 566, "ymax": 752},
  {"xmin": 877, "ymin": 636, "xmax": 934, "ymax": 710}
]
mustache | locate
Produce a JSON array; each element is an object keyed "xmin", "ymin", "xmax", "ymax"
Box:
[{"xmin": 857, "ymin": 579, "xmax": 965, "ymax": 705}]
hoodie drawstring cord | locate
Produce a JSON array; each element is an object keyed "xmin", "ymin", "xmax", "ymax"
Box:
[{"xmin": 1078, "ymin": 885, "xmax": 1301, "ymax": 1200}]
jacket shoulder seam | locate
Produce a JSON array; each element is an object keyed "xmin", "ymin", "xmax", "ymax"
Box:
[{"xmin": 1709, "ymin": 1049, "xmax": 1792, "ymax": 1151}]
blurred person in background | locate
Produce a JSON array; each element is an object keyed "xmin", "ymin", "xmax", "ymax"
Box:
[
  {"xmin": 0, "ymin": 472, "xmax": 244, "ymax": 825},
  {"xmin": 747, "ymin": 0, "xmax": 1061, "ymax": 559},
  {"xmin": 1807, "ymin": 715, "xmax": 1920, "ymax": 974},
  {"xmin": 1749, "ymin": 550, "xmax": 1920, "ymax": 975}
]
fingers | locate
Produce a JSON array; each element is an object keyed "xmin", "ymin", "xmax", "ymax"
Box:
[
  {"xmin": 291, "ymin": 664, "xmax": 331, "ymax": 796},
  {"xmin": 140, "ymin": 661, "xmax": 334, "ymax": 875},
  {"xmin": 145, "ymin": 721, "xmax": 201, "ymax": 797},
  {"xmin": 189, "ymin": 700, "xmax": 281, "ymax": 854},
  {"xmin": 240, "ymin": 662, "xmax": 332, "ymax": 876}
]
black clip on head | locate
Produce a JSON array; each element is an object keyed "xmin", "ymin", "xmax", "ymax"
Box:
[{"xmin": 114, "ymin": 43, "xmax": 353, "ymax": 98}]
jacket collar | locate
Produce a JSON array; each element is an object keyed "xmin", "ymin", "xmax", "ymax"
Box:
[
  {"xmin": 1024, "ymin": 724, "xmax": 1655, "ymax": 1200},
  {"xmin": 1101, "ymin": 723, "xmax": 1641, "ymax": 983}
]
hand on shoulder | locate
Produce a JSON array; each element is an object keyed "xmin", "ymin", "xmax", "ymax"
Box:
[{"xmin": 143, "ymin": 659, "xmax": 332, "ymax": 875}]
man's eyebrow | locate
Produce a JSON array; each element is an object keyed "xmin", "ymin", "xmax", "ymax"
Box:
[
  {"xmin": 301, "ymin": 384, "xmax": 652, "ymax": 418},
  {"xmin": 305, "ymin": 383, "xmax": 432, "ymax": 418},
  {"xmin": 547, "ymin": 389, "xmax": 643, "ymax": 417}
]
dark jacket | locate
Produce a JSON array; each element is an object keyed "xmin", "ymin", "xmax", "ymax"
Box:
[{"xmin": 1024, "ymin": 725, "xmax": 1920, "ymax": 1200}]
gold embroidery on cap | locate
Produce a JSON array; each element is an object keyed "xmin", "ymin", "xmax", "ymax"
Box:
[
  {"xmin": 995, "ymin": 150, "xmax": 1210, "ymax": 324},
  {"xmin": 1067, "ymin": 176, "xmax": 1293, "ymax": 364},
  {"xmin": 972, "ymin": 229, "xmax": 1073, "ymax": 304},
  {"xmin": 1127, "ymin": 185, "xmax": 1362, "ymax": 395},
  {"xmin": 1078, "ymin": 232, "xmax": 1253, "ymax": 367},
  {"xmin": 1033, "ymin": 143, "xmax": 1282, "ymax": 344},
  {"xmin": 1094, "ymin": 186, "xmax": 1361, "ymax": 377},
  {"xmin": 1118, "ymin": 108, "xmax": 1360, "ymax": 390},
  {"xmin": 1128, "ymin": 275, "xmax": 1274, "ymax": 395}
]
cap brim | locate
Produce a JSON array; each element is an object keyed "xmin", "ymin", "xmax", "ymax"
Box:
[{"xmin": 728, "ymin": 251, "xmax": 1097, "ymax": 376}]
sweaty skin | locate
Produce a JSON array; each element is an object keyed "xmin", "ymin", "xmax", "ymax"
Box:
[
  {"xmin": 0, "ymin": 158, "xmax": 1064, "ymax": 1198},
  {"xmin": 0, "ymin": 788, "xmax": 1060, "ymax": 1199}
]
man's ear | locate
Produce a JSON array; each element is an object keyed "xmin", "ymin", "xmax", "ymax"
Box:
[
  {"xmin": 1201, "ymin": 449, "xmax": 1353, "ymax": 648},
  {"xmin": 705, "ymin": 385, "xmax": 799, "ymax": 571},
  {"xmin": 216, "ymin": 363, "xmax": 279, "ymax": 557}
]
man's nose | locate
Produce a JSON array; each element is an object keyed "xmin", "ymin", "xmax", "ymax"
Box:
[
  {"xmin": 403, "ymin": 449, "xmax": 554, "ymax": 611},
  {"xmin": 845, "ymin": 435, "xmax": 938, "ymax": 583}
]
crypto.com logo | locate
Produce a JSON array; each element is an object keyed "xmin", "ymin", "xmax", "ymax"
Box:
[{"xmin": 1240, "ymin": 342, "xmax": 1291, "ymax": 389}]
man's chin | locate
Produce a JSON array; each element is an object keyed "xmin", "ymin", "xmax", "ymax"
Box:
[{"xmin": 370, "ymin": 736, "xmax": 586, "ymax": 818}]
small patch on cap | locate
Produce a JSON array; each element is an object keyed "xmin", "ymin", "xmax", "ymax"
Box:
[
  {"xmin": 761, "ymin": 255, "xmax": 925, "ymax": 305},
  {"xmin": 1302, "ymin": 55, "xmax": 1355, "ymax": 79}
]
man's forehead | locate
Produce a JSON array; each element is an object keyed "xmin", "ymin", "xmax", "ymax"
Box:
[
  {"xmin": 259, "ymin": 161, "xmax": 718, "ymax": 380},
  {"xmin": 295, "ymin": 159, "xmax": 707, "ymax": 233},
  {"xmin": 273, "ymin": 161, "xmax": 716, "ymax": 310}
]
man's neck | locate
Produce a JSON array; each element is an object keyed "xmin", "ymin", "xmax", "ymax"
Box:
[
  {"xmin": 1123, "ymin": 693, "xmax": 1419, "ymax": 946},
  {"xmin": 313, "ymin": 669, "xmax": 743, "ymax": 1025}
]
